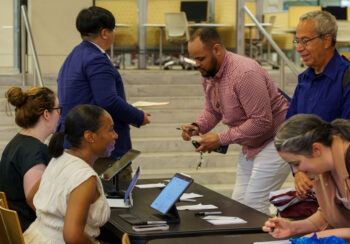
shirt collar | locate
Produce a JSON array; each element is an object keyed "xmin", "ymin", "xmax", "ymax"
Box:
[
  {"xmin": 88, "ymin": 41, "xmax": 106, "ymax": 54},
  {"xmin": 214, "ymin": 51, "xmax": 228, "ymax": 80},
  {"xmin": 304, "ymin": 49, "xmax": 343, "ymax": 80}
]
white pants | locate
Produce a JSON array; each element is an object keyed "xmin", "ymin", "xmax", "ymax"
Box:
[{"xmin": 232, "ymin": 141, "xmax": 290, "ymax": 215}]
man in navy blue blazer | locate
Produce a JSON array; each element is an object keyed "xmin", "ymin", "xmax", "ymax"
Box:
[{"xmin": 57, "ymin": 6, "xmax": 150, "ymax": 179}]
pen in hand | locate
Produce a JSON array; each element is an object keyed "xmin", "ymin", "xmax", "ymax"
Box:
[{"xmin": 176, "ymin": 127, "xmax": 195, "ymax": 132}]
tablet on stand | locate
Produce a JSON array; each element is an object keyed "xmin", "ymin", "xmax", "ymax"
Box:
[
  {"xmin": 150, "ymin": 173, "xmax": 193, "ymax": 224},
  {"xmin": 97, "ymin": 149, "xmax": 141, "ymax": 197}
]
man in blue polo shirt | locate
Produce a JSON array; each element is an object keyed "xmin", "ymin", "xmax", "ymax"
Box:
[{"xmin": 286, "ymin": 10, "xmax": 350, "ymax": 199}]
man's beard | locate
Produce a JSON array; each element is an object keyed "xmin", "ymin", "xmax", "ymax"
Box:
[{"xmin": 201, "ymin": 58, "xmax": 218, "ymax": 78}]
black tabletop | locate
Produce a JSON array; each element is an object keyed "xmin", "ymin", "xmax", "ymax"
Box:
[
  {"xmin": 147, "ymin": 233, "xmax": 289, "ymax": 244},
  {"xmin": 104, "ymin": 179, "xmax": 269, "ymax": 243}
]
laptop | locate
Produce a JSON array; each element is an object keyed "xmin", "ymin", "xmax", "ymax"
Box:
[{"xmin": 106, "ymin": 166, "xmax": 140, "ymax": 208}]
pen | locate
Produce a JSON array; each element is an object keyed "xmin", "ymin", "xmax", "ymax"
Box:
[
  {"xmin": 176, "ymin": 127, "xmax": 195, "ymax": 132},
  {"xmin": 195, "ymin": 211, "xmax": 222, "ymax": 216},
  {"xmin": 180, "ymin": 198, "xmax": 196, "ymax": 202},
  {"xmin": 146, "ymin": 221, "xmax": 167, "ymax": 224}
]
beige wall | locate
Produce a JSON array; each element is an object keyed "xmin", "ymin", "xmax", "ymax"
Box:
[
  {"xmin": 0, "ymin": 0, "xmax": 13, "ymax": 67},
  {"xmin": 2, "ymin": 0, "xmax": 299, "ymax": 73},
  {"xmin": 27, "ymin": 0, "xmax": 91, "ymax": 74},
  {"xmin": 96, "ymin": 0, "xmax": 239, "ymax": 49},
  {"xmin": 96, "ymin": 0, "xmax": 138, "ymax": 46}
]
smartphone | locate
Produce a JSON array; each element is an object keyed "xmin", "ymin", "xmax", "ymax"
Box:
[
  {"xmin": 192, "ymin": 140, "xmax": 228, "ymax": 154},
  {"xmin": 132, "ymin": 224, "xmax": 169, "ymax": 232}
]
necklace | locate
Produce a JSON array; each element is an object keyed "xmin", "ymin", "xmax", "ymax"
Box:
[{"xmin": 213, "ymin": 84, "xmax": 220, "ymax": 108}]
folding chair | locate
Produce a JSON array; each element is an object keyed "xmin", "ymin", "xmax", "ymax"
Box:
[{"xmin": 163, "ymin": 12, "xmax": 195, "ymax": 70}]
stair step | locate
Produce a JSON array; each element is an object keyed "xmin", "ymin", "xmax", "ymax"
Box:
[
  {"xmin": 125, "ymin": 84, "xmax": 204, "ymax": 97},
  {"xmin": 130, "ymin": 122, "xmax": 227, "ymax": 138},
  {"xmin": 133, "ymin": 151, "xmax": 239, "ymax": 169},
  {"xmin": 139, "ymin": 167, "xmax": 237, "ymax": 184},
  {"xmin": 132, "ymin": 136, "xmax": 241, "ymax": 153},
  {"xmin": 0, "ymin": 69, "xmax": 299, "ymax": 189},
  {"xmin": 127, "ymin": 96, "xmax": 204, "ymax": 109},
  {"xmin": 121, "ymin": 70, "xmax": 201, "ymax": 85}
]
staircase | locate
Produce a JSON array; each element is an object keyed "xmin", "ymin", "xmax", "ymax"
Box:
[{"xmin": 0, "ymin": 68, "xmax": 298, "ymax": 197}]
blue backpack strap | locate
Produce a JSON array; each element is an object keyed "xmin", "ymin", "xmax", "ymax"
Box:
[
  {"xmin": 278, "ymin": 88, "xmax": 291, "ymax": 102},
  {"xmin": 342, "ymin": 64, "xmax": 350, "ymax": 93}
]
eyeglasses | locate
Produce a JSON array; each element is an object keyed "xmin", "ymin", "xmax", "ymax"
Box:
[
  {"xmin": 293, "ymin": 35, "xmax": 320, "ymax": 47},
  {"xmin": 50, "ymin": 106, "xmax": 62, "ymax": 115}
]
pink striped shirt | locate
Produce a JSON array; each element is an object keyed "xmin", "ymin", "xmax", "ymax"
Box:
[{"xmin": 195, "ymin": 51, "xmax": 289, "ymax": 159}]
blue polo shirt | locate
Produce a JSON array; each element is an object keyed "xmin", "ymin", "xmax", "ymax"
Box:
[{"xmin": 286, "ymin": 50, "xmax": 350, "ymax": 122}]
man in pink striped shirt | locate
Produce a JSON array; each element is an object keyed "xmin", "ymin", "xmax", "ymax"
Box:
[{"xmin": 181, "ymin": 27, "xmax": 290, "ymax": 215}]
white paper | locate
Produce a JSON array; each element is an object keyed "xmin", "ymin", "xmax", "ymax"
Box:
[
  {"xmin": 206, "ymin": 218, "xmax": 247, "ymax": 225},
  {"xmin": 107, "ymin": 199, "xmax": 130, "ymax": 208},
  {"xmin": 180, "ymin": 193, "xmax": 203, "ymax": 200},
  {"xmin": 177, "ymin": 203, "xmax": 218, "ymax": 210},
  {"xmin": 203, "ymin": 216, "xmax": 247, "ymax": 225},
  {"xmin": 135, "ymin": 183, "xmax": 166, "ymax": 189},
  {"xmin": 132, "ymin": 101, "xmax": 169, "ymax": 108},
  {"xmin": 253, "ymin": 241, "xmax": 291, "ymax": 244}
]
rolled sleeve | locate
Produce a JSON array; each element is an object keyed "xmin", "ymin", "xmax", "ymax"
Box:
[{"xmin": 306, "ymin": 208, "xmax": 329, "ymax": 231}]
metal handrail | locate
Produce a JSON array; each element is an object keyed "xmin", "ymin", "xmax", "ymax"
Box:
[
  {"xmin": 243, "ymin": 6, "xmax": 298, "ymax": 90},
  {"xmin": 21, "ymin": 5, "xmax": 44, "ymax": 87}
]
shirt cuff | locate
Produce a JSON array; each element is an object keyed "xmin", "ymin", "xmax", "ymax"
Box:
[{"xmin": 218, "ymin": 131, "xmax": 231, "ymax": 146}]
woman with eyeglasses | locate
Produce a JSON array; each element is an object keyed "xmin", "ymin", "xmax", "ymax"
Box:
[
  {"xmin": 24, "ymin": 104, "xmax": 116, "ymax": 244},
  {"xmin": 263, "ymin": 114, "xmax": 350, "ymax": 240},
  {"xmin": 0, "ymin": 86, "xmax": 60, "ymax": 231}
]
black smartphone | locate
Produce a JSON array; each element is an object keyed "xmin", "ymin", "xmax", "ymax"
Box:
[
  {"xmin": 192, "ymin": 140, "xmax": 201, "ymax": 149},
  {"xmin": 191, "ymin": 140, "xmax": 228, "ymax": 154}
]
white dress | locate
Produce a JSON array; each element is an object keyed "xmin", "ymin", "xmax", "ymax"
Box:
[{"xmin": 23, "ymin": 152, "xmax": 110, "ymax": 244}]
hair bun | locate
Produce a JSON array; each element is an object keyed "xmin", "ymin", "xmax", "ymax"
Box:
[{"xmin": 6, "ymin": 87, "xmax": 28, "ymax": 108}]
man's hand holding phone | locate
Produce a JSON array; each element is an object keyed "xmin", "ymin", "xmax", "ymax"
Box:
[{"xmin": 181, "ymin": 124, "xmax": 199, "ymax": 141}]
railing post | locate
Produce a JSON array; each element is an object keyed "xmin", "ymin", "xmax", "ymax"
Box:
[
  {"xmin": 21, "ymin": 5, "xmax": 44, "ymax": 87},
  {"xmin": 236, "ymin": 0, "xmax": 245, "ymax": 55},
  {"xmin": 21, "ymin": 6, "xmax": 27, "ymax": 86},
  {"xmin": 14, "ymin": 0, "xmax": 21, "ymax": 72},
  {"xmin": 280, "ymin": 58, "xmax": 285, "ymax": 91},
  {"xmin": 138, "ymin": 0, "xmax": 147, "ymax": 69},
  {"xmin": 243, "ymin": 5, "xmax": 298, "ymax": 79}
]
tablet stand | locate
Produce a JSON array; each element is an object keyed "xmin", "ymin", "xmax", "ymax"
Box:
[
  {"xmin": 154, "ymin": 205, "xmax": 180, "ymax": 224},
  {"xmin": 106, "ymin": 174, "xmax": 122, "ymax": 197}
]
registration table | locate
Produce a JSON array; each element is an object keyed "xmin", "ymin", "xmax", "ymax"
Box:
[
  {"xmin": 103, "ymin": 179, "xmax": 269, "ymax": 244},
  {"xmin": 147, "ymin": 233, "xmax": 288, "ymax": 244}
]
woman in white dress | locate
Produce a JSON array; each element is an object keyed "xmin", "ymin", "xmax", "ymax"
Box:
[{"xmin": 24, "ymin": 104, "xmax": 117, "ymax": 244}]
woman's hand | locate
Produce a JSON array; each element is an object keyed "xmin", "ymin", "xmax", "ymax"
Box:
[
  {"xmin": 262, "ymin": 218, "xmax": 293, "ymax": 238},
  {"xmin": 294, "ymin": 172, "xmax": 313, "ymax": 200}
]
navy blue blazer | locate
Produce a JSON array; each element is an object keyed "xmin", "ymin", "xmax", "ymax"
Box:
[{"xmin": 57, "ymin": 40, "xmax": 144, "ymax": 159}]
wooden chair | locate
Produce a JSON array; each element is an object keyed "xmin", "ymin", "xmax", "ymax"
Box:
[
  {"xmin": 0, "ymin": 199, "xmax": 11, "ymax": 244},
  {"xmin": 121, "ymin": 233, "xmax": 131, "ymax": 244},
  {"xmin": 0, "ymin": 204, "xmax": 25, "ymax": 244},
  {"xmin": 0, "ymin": 192, "xmax": 9, "ymax": 209}
]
